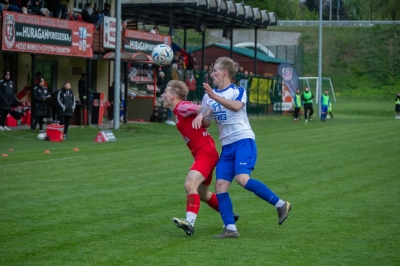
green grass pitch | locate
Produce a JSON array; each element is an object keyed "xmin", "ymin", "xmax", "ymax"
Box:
[{"xmin": 0, "ymin": 99, "xmax": 399, "ymax": 265}]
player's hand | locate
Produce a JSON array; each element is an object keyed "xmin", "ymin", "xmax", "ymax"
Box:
[
  {"xmin": 192, "ymin": 113, "xmax": 204, "ymax": 129},
  {"xmin": 203, "ymin": 83, "xmax": 216, "ymax": 99}
]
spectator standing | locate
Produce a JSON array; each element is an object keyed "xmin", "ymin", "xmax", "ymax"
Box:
[
  {"xmin": 100, "ymin": 3, "xmax": 111, "ymax": 17},
  {"xmin": 120, "ymin": 80, "xmax": 125, "ymax": 122},
  {"xmin": 171, "ymin": 63, "xmax": 179, "ymax": 80},
  {"xmin": 157, "ymin": 72, "xmax": 167, "ymax": 94},
  {"xmin": 177, "ymin": 64, "xmax": 185, "ymax": 82},
  {"xmin": 35, "ymin": 71, "xmax": 48, "ymax": 89},
  {"xmin": 149, "ymin": 25, "xmax": 159, "ymax": 34},
  {"xmin": 320, "ymin": 90, "xmax": 330, "ymax": 122},
  {"xmin": 57, "ymin": 82, "xmax": 75, "ymax": 139},
  {"xmin": 293, "ymin": 89, "xmax": 301, "ymax": 121},
  {"xmin": 328, "ymin": 102, "xmax": 334, "ymax": 119},
  {"xmin": 0, "ymin": 71, "xmax": 14, "ymax": 131},
  {"xmin": 21, "ymin": 0, "xmax": 33, "ymax": 14},
  {"xmin": 0, "ymin": 0, "xmax": 22, "ymax": 12},
  {"xmin": 78, "ymin": 73, "xmax": 88, "ymax": 105},
  {"xmin": 31, "ymin": 0, "xmax": 41, "ymax": 14},
  {"xmin": 395, "ymin": 93, "xmax": 400, "ymax": 119},
  {"xmin": 82, "ymin": 3, "xmax": 93, "ymax": 23},
  {"xmin": 31, "ymin": 78, "xmax": 50, "ymax": 132},
  {"xmin": 301, "ymin": 87, "xmax": 314, "ymax": 123},
  {"xmin": 185, "ymin": 71, "xmax": 197, "ymax": 101},
  {"xmin": 45, "ymin": 0, "xmax": 58, "ymax": 18},
  {"xmin": 57, "ymin": 0, "xmax": 69, "ymax": 19}
]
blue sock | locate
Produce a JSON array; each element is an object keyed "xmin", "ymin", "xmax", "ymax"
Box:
[
  {"xmin": 216, "ymin": 192, "xmax": 235, "ymax": 226},
  {"xmin": 244, "ymin": 178, "xmax": 279, "ymax": 205}
]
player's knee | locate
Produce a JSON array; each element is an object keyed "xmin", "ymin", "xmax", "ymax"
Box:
[{"xmin": 215, "ymin": 180, "xmax": 229, "ymax": 193}]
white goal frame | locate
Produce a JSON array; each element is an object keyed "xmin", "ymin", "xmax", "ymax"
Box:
[{"xmin": 299, "ymin": 77, "xmax": 336, "ymax": 104}]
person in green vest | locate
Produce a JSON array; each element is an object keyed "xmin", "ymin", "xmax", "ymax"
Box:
[
  {"xmin": 292, "ymin": 89, "xmax": 301, "ymax": 121},
  {"xmin": 320, "ymin": 90, "xmax": 330, "ymax": 122},
  {"xmin": 328, "ymin": 102, "xmax": 334, "ymax": 119},
  {"xmin": 301, "ymin": 87, "xmax": 314, "ymax": 123},
  {"xmin": 395, "ymin": 93, "xmax": 400, "ymax": 119}
]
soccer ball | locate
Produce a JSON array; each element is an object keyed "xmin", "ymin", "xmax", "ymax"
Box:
[
  {"xmin": 151, "ymin": 44, "xmax": 173, "ymax": 66},
  {"xmin": 37, "ymin": 132, "xmax": 46, "ymax": 140}
]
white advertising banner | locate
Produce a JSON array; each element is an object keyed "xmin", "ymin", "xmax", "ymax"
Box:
[{"xmin": 103, "ymin": 16, "xmax": 116, "ymax": 49}]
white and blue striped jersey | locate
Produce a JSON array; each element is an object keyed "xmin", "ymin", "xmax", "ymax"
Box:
[{"xmin": 202, "ymin": 84, "xmax": 255, "ymax": 146}]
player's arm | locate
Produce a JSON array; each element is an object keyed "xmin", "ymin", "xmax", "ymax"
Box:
[
  {"xmin": 203, "ymin": 83, "xmax": 244, "ymax": 112},
  {"xmin": 192, "ymin": 105, "xmax": 212, "ymax": 129}
]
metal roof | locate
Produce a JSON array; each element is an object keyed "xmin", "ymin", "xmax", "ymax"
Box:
[
  {"xmin": 121, "ymin": 0, "xmax": 278, "ymax": 30},
  {"xmin": 191, "ymin": 43, "xmax": 287, "ymax": 64}
]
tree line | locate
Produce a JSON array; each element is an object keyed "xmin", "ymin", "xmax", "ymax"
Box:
[{"xmin": 241, "ymin": 0, "xmax": 400, "ymax": 21}]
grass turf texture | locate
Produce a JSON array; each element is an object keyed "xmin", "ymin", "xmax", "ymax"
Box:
[{"xmin": 1, "ymin": 99, "xmax": 399, "ymax": 265}]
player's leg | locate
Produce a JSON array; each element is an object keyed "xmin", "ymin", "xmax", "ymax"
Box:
[
  {"xmin": 235, "ymin": 139, "xmax": 292, "ymax": 225},
  {"xmin": 304, "ymin": 105, "xmax": 308, "ymax": 122},
  {"xmin": 309, "ymin": 105, "xmax": 314, "ymax": 120},
  {"xmin": 214, "ymin": 144, "xmax": 237, "ymax": 238},
  {"xmin": 172, "ymin": 170, "xmax": 204, "ymax": 236}
]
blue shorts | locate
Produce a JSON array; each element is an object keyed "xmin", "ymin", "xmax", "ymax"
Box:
[
  {"xmin": 216, "ymin": 138, "xmax": 257, "ymax": 182},
  {"xmin": 321, "ymin": 105, "xmax": 328, "ymax": 113}
]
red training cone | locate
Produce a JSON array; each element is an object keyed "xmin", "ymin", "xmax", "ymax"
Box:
[{"xmin": 44, "ymin": 150, "xmax": 50, "ymax": 154}]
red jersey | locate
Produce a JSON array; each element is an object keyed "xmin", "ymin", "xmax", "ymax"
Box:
[{"xmin": 173, "ymin": 101, "xmax": 216, "ymax": 156}]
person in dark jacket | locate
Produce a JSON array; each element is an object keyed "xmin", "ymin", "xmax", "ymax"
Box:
[
  {"xmin": 78, "ymin": 73, "xmax": 88, "ymax": 105},
  {"xmin": 100, "ymin": 2, "xmax": 111, "ymax": 17},
  {"xmin": 0, "ymin": 71, "xmax": 15, "ymax": 131},
  {"xmin": 31, "ymin": 78, "xmax": 50, "ymax": 132},
  {"xmin": 57, "ymin": 82, "xmax": 75, "ymax": 139}
]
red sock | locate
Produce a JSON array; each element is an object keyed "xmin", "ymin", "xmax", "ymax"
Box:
[
  {"xmin": 186, "ymin": 194, "xmax": 200, "ymax": 214},
  {"xmin": 207, "ymin": 193, "xmax": 219, "ymax": 212}
]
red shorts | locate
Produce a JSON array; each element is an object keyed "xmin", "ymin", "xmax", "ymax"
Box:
[{"xmin": 190, "ymin": 148, "xmax": 219, "ymax": 186}]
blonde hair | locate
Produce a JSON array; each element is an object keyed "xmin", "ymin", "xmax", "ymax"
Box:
[
  {"xmin": 166, "ymin": 80, "xmax": 188, "ymax": 99},
  {"xmin": 214, "ymin": 57, "xmax": 239, "ymax": 79}
]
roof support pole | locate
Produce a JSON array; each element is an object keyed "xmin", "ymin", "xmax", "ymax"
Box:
[
  {"xmin": 30, "ymin": 54, "xmax": 37, "ymax": 127},
  {"xmin": 113, "ymin": 0, "xmax": 121, "ymax": 129},
  {"xmin": 183, "ymin": 28, "xmax": 187, "ymax": 51},
  {"xmin": 169, "ymin": 10, "xmax": 174, "ymax": 36},
  {"xmin": 86, "ymin": 58, "xmax": 92, "ymax": 125},
  {"xmin": 201, "ymin": 30, "xmax": 205, "ymax": 70},
  {"xmin": 229, "ymin": 28, "xmax": 233, "ymax": 59},
  {"xmin": 253, "ymin": 27, "xmax": 258, "ymax": 75}
]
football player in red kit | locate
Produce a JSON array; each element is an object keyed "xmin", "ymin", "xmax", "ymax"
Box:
[{"xmin": 162, "ymin": 80, "xmax": 237, "ymax": 236}]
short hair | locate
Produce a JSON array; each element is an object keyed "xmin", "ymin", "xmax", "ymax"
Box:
[
  {"xmin": 153, "ymin": 26, "xmax": 159, "ymax": 29},
  {"xmin": 36, "ymin": 71, "xmax": 41, "ymax": 76},
  {"xmin": 214, "ymin": 57, "xmax": 239, "ymax": 79},
  {"xmin": 166, "ymin": 80, "xmax": 188, "ymax": 99}
]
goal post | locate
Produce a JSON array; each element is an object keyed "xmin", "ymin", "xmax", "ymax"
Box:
[{"xmin": 299, "ymin": 77, "xmax": 336, "ymax": 104}]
